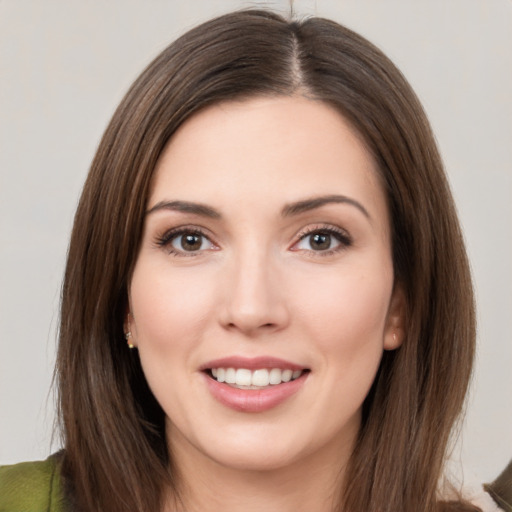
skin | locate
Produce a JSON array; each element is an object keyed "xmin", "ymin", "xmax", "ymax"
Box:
[{"xmin": 127, "ymin": 96, "xmax": 405, "ymax": 511}]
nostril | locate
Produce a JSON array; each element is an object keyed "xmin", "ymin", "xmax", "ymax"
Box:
[{"xmin": 225, "ymin": 321, "xmax": 275, "ymax": 331}]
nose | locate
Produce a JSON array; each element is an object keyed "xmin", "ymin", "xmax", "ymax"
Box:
[{"xmin": 219, "ymin": 249, "xmax": 290, "ymax": 336}]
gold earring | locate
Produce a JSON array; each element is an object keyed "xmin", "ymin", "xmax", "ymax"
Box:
[{"xmin": 125, "ymin": 331, "xmax": 134, "ymax": 349}]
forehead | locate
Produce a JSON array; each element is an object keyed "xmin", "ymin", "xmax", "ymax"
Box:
[{"xmin": 150, "ymin": 96, "xmax": 386, "ymax": 223}]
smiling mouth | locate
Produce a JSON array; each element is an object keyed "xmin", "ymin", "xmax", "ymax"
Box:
[{"xmin": 206, "ymin": 367, "xmax": 309, "ymax": 389}]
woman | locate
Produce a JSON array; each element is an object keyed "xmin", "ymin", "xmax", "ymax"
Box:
[{"xmin": 0, "ymin": 9, "xmax": 502, "ymax": 512}]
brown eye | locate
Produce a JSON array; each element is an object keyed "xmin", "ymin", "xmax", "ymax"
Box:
[
  {"xmin": 296, "ymin": 231, "xmax": 340, "ymax": 251},
  {"xmin": 171, "ymin": 232, "xmax": 210, "ymax": 252},
  {"xmin": 293, "ymin": 227, "xmax": 352, "ymax": 254},
  {"xmin": 310, "ymin": 233, "xmax": 332, "ymax": 250}
]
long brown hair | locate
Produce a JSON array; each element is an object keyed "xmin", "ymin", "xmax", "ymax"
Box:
[{"xmin": 56, "ymin": 10, "xmax": 477, "ymax": 512}]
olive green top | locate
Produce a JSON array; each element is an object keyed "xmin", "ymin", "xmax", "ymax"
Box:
[{"xmin": 0, "ymin": 455, "xmax": 65, "ymax": 512}]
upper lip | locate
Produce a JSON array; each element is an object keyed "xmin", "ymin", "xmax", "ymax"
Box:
[{"xmin": 200, "ymin": 356, "xmax": 307, "ymax": 372}]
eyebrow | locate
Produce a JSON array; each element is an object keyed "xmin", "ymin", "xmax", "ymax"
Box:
[
  {"xmin": 281, "ymin": 195, "xmax": 370, "ymax": 219},
  {"xmin": 146, "ymin": 194, "xmax": 370, "ymax": 220},
  {"xmin": 146, "ymin": 200, "xmax": 222, "ymax": 218}
]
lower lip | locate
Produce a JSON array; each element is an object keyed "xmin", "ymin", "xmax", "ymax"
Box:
[{"xmin": 204, "ymin": 372, "xmax": 308, "ymax": 413}]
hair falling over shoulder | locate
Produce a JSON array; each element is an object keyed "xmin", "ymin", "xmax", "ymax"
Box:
[{"xmin": 56, "ymin": 9, "xmax": 478, "ymax": 512}]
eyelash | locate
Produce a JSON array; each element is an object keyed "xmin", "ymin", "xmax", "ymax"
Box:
[
  {"xmin": 154, "ymin": 224, "xmax": 353, "ymax": 257},
  {"xmin": 154, "ymin": 226, "xmax": 215, "ymax": 257},
  {"xmin": 293, "ymin": 225, "xmax": 353, "ymax": 257}
]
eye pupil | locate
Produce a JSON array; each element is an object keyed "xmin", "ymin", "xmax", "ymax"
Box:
[
  {"xmin": 181, "ymin": 234, "xmax": 202, "ymax": 251},
  {"xmin": 311, "ymin": 233, "xmax": 331, "ymax": 250}
]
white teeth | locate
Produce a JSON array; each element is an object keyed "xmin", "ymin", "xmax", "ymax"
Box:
[
  {"xmin": 281, "ymin": 369, "xmax": 292, "ymax": 382},
  {"xmin": 269, "ymin": 368, "xmax": 282, "ymax": 385},
  {"xmin": 210, "ymin": 367, "xmax": 304, "ymax": 387},
  {"xmin": 252, "ymin": 369, "xmax": 269, "ymax": 386},
  {"xmin": 236, "ymin": 368, "xmax": 252, "ymax": 386},
  {"xmin": 225, "ymin": 368, "xmax": 236, "ymax": 384}
]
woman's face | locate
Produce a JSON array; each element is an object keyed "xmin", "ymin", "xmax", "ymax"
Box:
[{"xmin": 128, "ymin": 96, "xmax": 403, "ymax": 473}]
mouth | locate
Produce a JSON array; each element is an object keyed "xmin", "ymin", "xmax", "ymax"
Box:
[
  {"xmin": 201, "ymin": 357, "xmax": 310, "ymax": 412},
  {"xmin": 206, "ymin": 367, "xmax": 308, "ymax": 389}
]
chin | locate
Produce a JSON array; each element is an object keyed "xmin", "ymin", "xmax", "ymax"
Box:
[{"xmin": 206, "ymin": 443, "xmax": 309, "ymax": 473}]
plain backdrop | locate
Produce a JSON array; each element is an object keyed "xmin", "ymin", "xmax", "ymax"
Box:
[{"xmin": 0, "ymin": 0, "xmax": 511, "ymax": 488}]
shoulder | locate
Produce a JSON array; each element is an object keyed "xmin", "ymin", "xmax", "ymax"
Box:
[{"xmin": 0, "ymin": 453, "xmax": 66, "ymax": 512}]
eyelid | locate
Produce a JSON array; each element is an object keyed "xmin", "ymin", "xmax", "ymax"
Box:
[
  {"xmin": 153, "ymin": 222, "xmax": 352, "ymax": 257},
  {"xmin": 154, "ymin": 225, "xmax": 219, "ymax": 256},
  {"xmin": 290, "ymin": 224, "xmax": 353, "ymax": 254}
]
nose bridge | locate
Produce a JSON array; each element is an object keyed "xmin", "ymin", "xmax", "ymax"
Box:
[{"xmin": 221, "ymin": 241, "xmax": 287, "ymax": 333}]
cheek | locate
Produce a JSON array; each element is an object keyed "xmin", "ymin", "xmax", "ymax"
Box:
[
  {"xmin": 284, "ymin": 264, "xmax": 393, "ymax": 441},
  {"xmin": 293, "ymin": 266, "xmax": 393, "ymax": 347},
  {"xmin": 128, "ymin": 263, "xmax": 219, "ymax": 419},
  {"xmin": 129, "ymin": 262, "xmax": 217, "ymax": 351},
  {"xmin": 295, "ymin": 262, "xmax": 392, "ymax": 374}
]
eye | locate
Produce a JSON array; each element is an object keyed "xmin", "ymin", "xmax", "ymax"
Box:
[
  {"xmin": 292, "ymin": 226, "xmax": 352, "ymax": 254},
  {"xmin": 296, "ymin": 231, "xmax": 340, "ymax": 251},
  {"xmin": 156, "ymin": 228, "xmax": 216, "ymax": 256},
  {"xmin": 172, "ymin": 232, "xmax": 212, "ymax": 252}
]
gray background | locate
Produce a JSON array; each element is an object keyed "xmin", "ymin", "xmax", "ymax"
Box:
[{"xmin": 1, "ymin": 0, "xmax": 511, "ymax": 488}]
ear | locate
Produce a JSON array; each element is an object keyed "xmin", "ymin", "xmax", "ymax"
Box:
[{"xmin": 383, "ymin": 282, "xmax": 406, "ymax": 351}]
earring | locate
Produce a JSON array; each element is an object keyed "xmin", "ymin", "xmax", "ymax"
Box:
[
  {"xmin": 393, "ymin": 332, "xmax": 397, "ymax": 345},
  {"xmin": 125, "ymin": 331, "xmax": 134, "ymax": 349}
]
